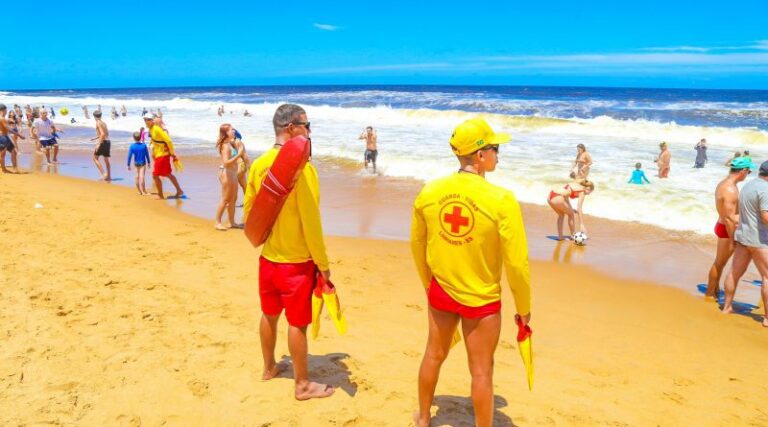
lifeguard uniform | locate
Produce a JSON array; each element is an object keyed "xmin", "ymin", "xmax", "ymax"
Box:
[
  {"xmin": 244, "ymin": 147, "xmax": 329, "ymax": 327},
  {"xmin": 411, "ymin": 118, "xmax": 531, "ymax": 318},
  {"xmin": 150, "ymin": 125, "xmax": 176, "ymax": 177}
]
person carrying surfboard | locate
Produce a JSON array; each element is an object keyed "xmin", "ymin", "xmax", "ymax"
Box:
[
  {"xmin": 242, "ymin": 104, "xmax": 334, "ymax": 400},
  {"xmin": 411, "ymin": 118, "xmax": 532, "ymax": 427}
]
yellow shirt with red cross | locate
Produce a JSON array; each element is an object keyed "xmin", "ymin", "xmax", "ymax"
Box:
[{"xmin": 410, "ymin": 172, "xmax": 531, "ymax": 315}]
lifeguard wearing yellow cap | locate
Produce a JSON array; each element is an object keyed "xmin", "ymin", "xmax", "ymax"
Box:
[{"xmin": 449, "ymin": 118, "xmax": 512, "ymax": 156}]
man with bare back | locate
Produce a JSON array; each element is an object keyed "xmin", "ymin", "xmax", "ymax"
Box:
[
  {"xmin": 91, "ymin": 110, "xmax": 112, "ymax": 181},
  {"xmin": 0, "ymin": 104, "xmax": 25, "ymax": 173},
  {"xmin": 706, "ymin": 158, "xmax": 753, "ymax": 298}
]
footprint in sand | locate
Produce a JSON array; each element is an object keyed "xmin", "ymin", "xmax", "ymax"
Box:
[
  {"xmin": 673, "ymin": 378, "xmax": 694, "ymax": 387},
  {"xmin": 115, "ymin": 414, "xmax": 141, "ymax": 427},
  {"xmin": 187, "ymin": 379, "xmax": 210, "ymax": 397},
  {"xmin": 405, "ymin": 304, "xmax": 423, "ymax": 312}
]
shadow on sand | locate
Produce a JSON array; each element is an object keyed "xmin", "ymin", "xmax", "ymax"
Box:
[
  {"xmin": 277, "ymin": 352, "xmax": 358, "ymax": 397},
  {"xmin": 430, "ymin": 394, "xmax": 517, "ymax": 427}
]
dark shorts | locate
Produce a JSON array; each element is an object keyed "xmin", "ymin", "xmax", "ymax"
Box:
[
  {"xmin": 365, "ymin": 149, "xmax": 378, "ymax": 163},
  {"xmin": 0, "ymin": 135, "xmax": 14, "ymax": 151},
  {"xmin": 40, "ymin": 138, "xmax": 57, "ymax": 148},
  {"xmin": 94, "ymin": 140, "xmax": 111, "ymax": 157},
  {"xmin": 134, "ymin": 162, "xmax": 146, "ymax": 168},
  {"xmin": 259, "ymin": 256, "xmax": 315, "ymax": 327}
]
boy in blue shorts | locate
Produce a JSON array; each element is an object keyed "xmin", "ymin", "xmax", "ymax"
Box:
[{"xmin": 127, "ymin": 131, "xmax": 151, "ymax": 195}]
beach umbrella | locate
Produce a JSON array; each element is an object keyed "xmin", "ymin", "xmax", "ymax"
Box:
[
  {"xmin": 516, "ymin": 314, "xmax": 534, "ymax": 391},
  {"xmin": 311, "ymin": 276, "xmax": 348, "ymax": 339}
]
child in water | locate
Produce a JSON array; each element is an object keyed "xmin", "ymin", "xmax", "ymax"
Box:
[{"xmin": 628, "ymin": 162, "xmax": 651, "ymax": 185}]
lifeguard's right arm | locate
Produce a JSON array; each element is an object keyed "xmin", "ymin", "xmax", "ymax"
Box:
[
  {"xmin": 410, "ymin": 194, "xmax": 432, "ymax": 289},
  {"xmin": 499, "ymin": 193, "xmax": 532, "ymax": 316}
]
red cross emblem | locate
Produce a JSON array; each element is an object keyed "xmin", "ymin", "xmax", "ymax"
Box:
[{"xmin": 439, "ymin": 202, "xmax": 475, "ymax": 238}]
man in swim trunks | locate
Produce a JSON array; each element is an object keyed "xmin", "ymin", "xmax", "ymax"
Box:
[
  {"xmin": 0, "ymin": 104, "xmax": 25, "ymax": 173},
  {"xmin": 721, "ymin": 160, "xmax": 768, "ymax": 328},
  {"xmin": 359, "ymin": 126, "xmax": 378, "ymax": 174},
  {"xmin": 411, "ymin": 118, "xmax": 531, "ymax": 427},
  {"xmin": 656, "ymin": 142, "xmax": 671, "ymax": 178},
  {"xmin": 243, "ymin": 104, "xmax": 335, "ymax": 400},
  {"xmin": 706, "ymin": 157, "xmax": 754, "ymax": 298},
  {"xmin": 144, "ymin": 114, "xmax": 184, "ymax": 199},
  {"xmin": 90, "ymin": 110, "xmax": 112, "ymax": 181},
  {"xmin": 31, "ymin": 108, "xmax": 60, "ymax": 164}
]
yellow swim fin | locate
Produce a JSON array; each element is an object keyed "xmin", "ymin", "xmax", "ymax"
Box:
[
  {"xmin": 516, "ymin": 315, "xmax": 534, "ymax": 391},
  {"xmin": 311, "ymin": 290, "xmax": 324, "ymax": 340},
  {"xmin": 322, "ymin": 290, "xmax": 348, "ymax": 336},
  {"xmin": 173, "ymin": 157, "xmax": 184, "ymax": 172}
]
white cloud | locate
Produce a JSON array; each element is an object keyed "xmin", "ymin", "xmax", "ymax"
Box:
[
  {"xmin": 313, "ymin": 23, "xmax": 340, "ymax": 31},
  {"xmin": 641, "ymin": 46, "xmax": 711, "ymax": 53}
]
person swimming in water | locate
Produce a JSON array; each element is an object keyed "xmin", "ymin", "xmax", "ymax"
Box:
[
  {"xmin": 628, "ymin": 162, "xmax": 651, "ymax": 185},
  {"xmin": 547, "ymin": 174, "xmax": 595, "ymax": 241}
]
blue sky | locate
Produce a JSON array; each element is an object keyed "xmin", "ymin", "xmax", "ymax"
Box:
[{"xmin": 1, "ymin": 0, "xmax": 767, "ymax": 89}]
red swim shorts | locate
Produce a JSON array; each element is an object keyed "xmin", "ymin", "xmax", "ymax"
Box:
[
  {"xmin": 153, "ymin": 155, "xmax": 172, "ymax": 177},
  {"xmin": 714, "ymin": 221, "xmax": 730, "ymax": 239},
  {"xmin": 259, "ymin": 256, "xmax": 315, "ymax": 327},
  {"xmin": 428, "ymin": 277, "xmax": 501, "ymax": 319}
]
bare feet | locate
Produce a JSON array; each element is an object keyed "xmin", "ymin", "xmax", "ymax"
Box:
[
  {"xmin": 763, "ymin": 317, "xmax": 768, "ymax": 328},
  {"xmin": 721, "ymin": 306, "xmax": 734, "ymax": 314},
  {"xmin": 215, "ymin": 223, "xmax": 228, "ymax": 231},
  {"xmin": 261, "ymin": 363, "xmax": 286, "ymax": 381},
  {"xmin": 412, "ymin": 411, "xmax": 430, "ymax": 427},
  {"xmin": 294, "ymin": 381, "xmax": 335, "ymax": 401},
  {"xmin": 155, "ymin": 195, "xmax": 165, "ymax": 200}
]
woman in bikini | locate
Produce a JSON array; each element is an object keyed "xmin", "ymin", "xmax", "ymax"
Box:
[
  {"xmin": 214, "ymin": 123, "xmax": 244, "ymax": 230},
  {"xmin": 573, "ymin": 144, "xmax": 593, "ymax": 178},
  {"xmin": 547, "ymin": 174, "xmax": 595, "ymax": 241}
]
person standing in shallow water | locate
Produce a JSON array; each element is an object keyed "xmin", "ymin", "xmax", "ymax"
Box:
[
  {"xmin": 573, "ymin": 144, "xmax": 592, "ymax": 178},
  {"xmin": 656, "ymin": 142, "xmax": 671, "ymax": 178},
  {"xmin": 214, "ymin": 124, "xmax": 243, "ymax": 230},
  {"xmin": 694, "ymin": 139, "xmax": 707, "ymax": 168}
]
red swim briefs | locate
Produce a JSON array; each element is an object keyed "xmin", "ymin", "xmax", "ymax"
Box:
[
  {"xmin": 428, "ymin": 277, "xmax": 501, "ymax": 319},
  {"xmin": 259, "ymin": 256, "xmax": 315, "ymax": 327},
  {"xmin": 714, "ymin": 221, "xmax": 730, "ymax": 239},
  {"xmin": 153, "ymin": 155, "xmax": 172, "ymax": 177}
]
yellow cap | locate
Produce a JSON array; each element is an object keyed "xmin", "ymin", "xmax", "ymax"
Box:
[{"xmin": 449, "ymin": 118, "xmax": 511, "ymax": 156}]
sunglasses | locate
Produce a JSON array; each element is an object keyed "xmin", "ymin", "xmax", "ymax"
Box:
[
  {"xmin": 480, "ymin": 144, "xmax": 499, "ymax": 153},
  {"xmin": 284, "ymin": 121, "xmax": 311, "ymax": 130}
]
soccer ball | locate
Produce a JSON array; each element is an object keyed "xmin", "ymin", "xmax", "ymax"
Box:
[
  {"xmin": 59, "ymin": 107, "xmax": 69, "ymax": 116},
  {"xmin": 573, "ymin": 232, "xmax": 588, "ymax": 246}
]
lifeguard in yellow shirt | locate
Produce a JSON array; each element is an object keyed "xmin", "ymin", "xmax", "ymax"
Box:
[
  {"xmin": 411, "ymin": 118, "xmax": 532, "ymax": 427},
  {"xmin": 143, "ymin": 114, "xmax": 184, "ymax": 199},
  {"xmin": 243, "ymin": 104, "xmax": 334, "ymax": 401}
]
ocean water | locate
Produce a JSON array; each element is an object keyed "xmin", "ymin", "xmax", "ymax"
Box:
[{"xmin": 3, "ymin": 85, "xmax": 768, "ymax": 235}]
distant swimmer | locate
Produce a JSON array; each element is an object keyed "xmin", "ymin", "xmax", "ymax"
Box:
[
  {"xmin": 721, "ymin": 160, "xmax": 768, "ymax": 327},
  {"xmin": 547, "ymin": 174, "xmax": 595, "ymax": 241},
  {"xmin": 244, "ymin": 109, "xmax": 252, "ymax": 117},
  {"xmin": 411, "ymin": 118, "xmax": 531, "ymax": 427},
  {"xmin": 358, "ymin": 126, "xmax": 378, "ymax": 174},
  {"xmin": 242, "ymin": 104, "xmax": 335, "ymax": 400},
  {"xmin": 82, "ymin": 105, "xmax": 90, "ymax": 119},
  {"xmin": 31, "ymin": 108, "xmax": 60, "ymax": 164},
  {"xmin": 725, "ymin": 151, "xmax": 741, "ymax": 167},
  {"xmin": 50, "ymin": 107, "xmax": 56, "ymax": 119},
  {"xmin": 13, "ymin": 105, "xmax": 23, "ymax": 126},
  {"xmin": 214, "ymin": 124, "xmax": 244, "ymax": 230},
  {"xmin": 110, "ymin": 106, "xmax": 118, "ymax": 120},
  {"xmin": 127, "ymin": 131, "xmax": 151, "ymax": 195},
  {"xmin": 706, "ymin": 157, "xmax": 754, "ymax": 299},
  {"xmin": 573, "ymin": 144, "xmax": 593, "ymax": 178},
  {"xmin": 0, "ymin": 104, "xmax": 25, "ymax": 173},
  {"xmin": 90, "ymin": 110, "xmax": 112, "ymax": 181},
  {"xmin": 743, "ymin": 150, "xmax": 752, "ymax": 163},
  {"xmin": 143, "ymin": 113, "xmax": 184, "ymax": 199},
  {"xmin": 694, "ymin": 139, "xmax": 708, "ymax": 168},
  {"xmin": 655, "ymin": 141, "xmax": 671, "ymax": 178},
  {"xmin": 628, "ymin": 162, "xmax": 651, "ymax": 184},
  {"xmin": 217, "ymin": 106, "xmax": 223, "ymax": 117},
  {"xmin": 120, "ymin": 105, "xmax": 127, "ymax": 117},
  {"xmin": 141, "ymin": 107, "xmax": 148, "ymax": 116}
]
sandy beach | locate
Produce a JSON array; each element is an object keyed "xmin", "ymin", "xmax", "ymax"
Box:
[{"xmin": 2, "ymin": 168, "xmax": 767, "ymax": 426}]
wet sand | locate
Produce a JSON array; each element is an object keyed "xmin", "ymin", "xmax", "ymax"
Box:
[{"xmin": 1, "ymin": 171, "xmax": 767, "ymax": 426}]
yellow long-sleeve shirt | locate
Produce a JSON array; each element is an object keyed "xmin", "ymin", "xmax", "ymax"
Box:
[
  {"xmin": 150, "ymin": 125, "xmax": 176, "ymax": 158},
  {"xmin": 410, "ymin": 172, "xmax": 531, "ymax": 314},
  {"xmin": 243, "ymin": 148, "xmax": 330, "ymax": 271}
]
